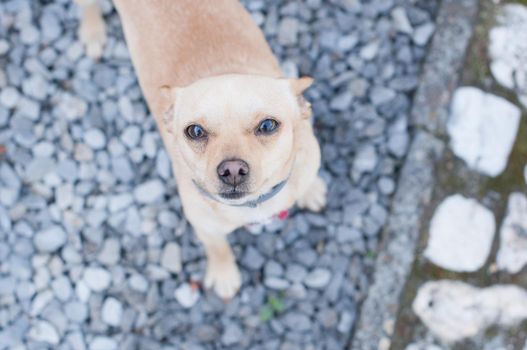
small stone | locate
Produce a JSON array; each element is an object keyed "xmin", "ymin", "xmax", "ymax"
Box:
[
  {"xmin": 370, "ymin": 86, "xmax": 396, "ymax": 106},
  {"xmin": 156, "ymin": 150, "xmax": 172, "ymax": 179},
  {"xmin": 109, "ymin": 193, "xmax": 133, "ymax": 212},
  {"xmin": 51, "ymin": 276, "xmax": 72, "ymax": 302},
  {"xmin": 129, "ymin": 274, "xmax": 149, "ymax": 293},
  {"xmin": 378, "ymin": 177, "xmax": 395, "ymax": 195},
  {"xmin": 425, "ymin": 194, "xmax": 495, "ymax": 272},
  {"xmin": 34, "ymin": 226, "xmax": 67, "ymax": 253},
  {"xmin": 0, "ymin": 40, "xmax": 9, "ymax": 55},
  {"xmin": 285, "ymin": 264, "xmax": 307, "ymax": 283},
  {"xmin": 90, "ymin": 337, "xmax": 117, "ymax": 350},
  {"xmin": 0, "ymin": 87, "xmax": 20, "ymax": 108},
  {"xmin": 304, "ymin": 268, "xmax": 332, "ymax": 289},
  {"xmin": 0, "ymin": 276, "xmax": 15, "ymax": 295},
  {"xmin": 329, "ymin": 91, "xmax": 353, "ymax": 111},
  {"xmin": 84, "ymin": 129, "xmax": 107, "ymax": 150},
  {"xmin": 264, "ymin": 277, "xmax": 290, "ymax": 290},
  {"xmin": 278, "ymin": 17, "xmax": 298, "ymax": 46},
  {"xmin": 174, "ymin": 283, "xmax": 200, "ymax": 308},
  {"xmin": 242, "ymin": 246, "xmax": 265, "ymax": 270},
  {"xmin": 413, "ymin": 23, "xmax": 435, "ymax": 46},
  {"xmin": 158, "ymin": 210, "xmax": 178, "ymax": 228},
  {"xmin": 57, "ymin": 94, "xmax": 87, "ymax": 121},
  {"xmin": 121, "ymin": 125, "xmax": 141, "ymax": 148},
  {"xmin": 353, "ymin": 145, "xmax": 377, "ymax": 174},
  {"xmin": 27, "ymin": 320, "xmax": 60, "ymax": 345},
  {"xmin": 387, "ymin": 132, "xmax": 409, "ymax": 158},
  {"xmin": 283, "ymin": 312, "xmax": 311, "ymax": 332},
  {"xmin": 83, "ymin": 267, "xmax": 111, "ymax": 292},
  {"xmin": 102, "ymin": 297, "xmax": 123, "ymax": 327},
  {"xmin": 160, "ymin": 242, "xmax": 182, "ymax": 274},
  {"xmin": 221, "ymin": 323, "xmax": 243, "ymax": 346},
  {"xmin": 134, "ymin": 179, "xmax": 165, "ymax": 204},
  {"xmin": 65, "ymin": 301, "xmax": 88, "ymax": 323},
  {"xmin": 496, "ymin": 193, "xmax": 527, "ymax": 273},
  {"xmin": 337, "ymin": 34, "xmax": 359, "ymax": 52},
  {"xmin": 360, "ymin": 41, "xmax": 380, "ymax": 60},
  {"xmin": 392, "ymin": 7, "xmax": 413, "ymax": 34},
  {"xmin": 97, "ymin": 238, "xmax": 121, "ymax": 266},
  {"xmin": 336, "ymin": 226, "xmax": 361, "ymax": 243},
  {"xmin": 337, "ymin": 311, "xmax": 354, "ymax": 333}
]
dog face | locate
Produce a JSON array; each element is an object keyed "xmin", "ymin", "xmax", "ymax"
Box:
[{"xmin": 163, "ymin": 74, "xmax": 312, "ymax": 205}]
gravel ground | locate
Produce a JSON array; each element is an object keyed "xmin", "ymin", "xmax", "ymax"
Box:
[{"xmin": 0, "ymin": 0, "xmax": 438, "ymax": 349}]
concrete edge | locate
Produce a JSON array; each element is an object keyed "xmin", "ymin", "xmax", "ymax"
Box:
[{"xmin": 350, "ymin": 1, "xmax": 479, "ymax": 349}]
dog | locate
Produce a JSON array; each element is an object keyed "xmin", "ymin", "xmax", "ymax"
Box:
[{"xmin": 75, "ymin": 0, "xmax": 327, "ymax": 299}]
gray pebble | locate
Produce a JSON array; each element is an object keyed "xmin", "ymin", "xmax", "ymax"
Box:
[{"xmin": 34, "ymin": 226, "xmax": 67, "ymax": 253}]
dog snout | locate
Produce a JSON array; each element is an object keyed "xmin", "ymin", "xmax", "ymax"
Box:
[{"xmin": 217, "ymin": 159, "xmax": 249, "ymax": 186}]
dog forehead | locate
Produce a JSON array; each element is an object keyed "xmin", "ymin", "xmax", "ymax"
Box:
[{"xmin": 180, "ymin": 75, "xmax": 295, "ymax": 116}]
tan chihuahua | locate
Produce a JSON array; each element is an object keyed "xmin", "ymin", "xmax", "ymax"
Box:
[{"xmin": 75, "ymin": 0, "xmax": 327, "ymax": 299}]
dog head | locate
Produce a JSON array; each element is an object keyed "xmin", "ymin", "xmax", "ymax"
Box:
[{"xmin": 161, "ymin": 74, "xmax": 312, "ymax": 205}]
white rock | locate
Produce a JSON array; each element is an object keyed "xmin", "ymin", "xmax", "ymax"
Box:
[
  {"xmin": 160, "ymin": 242, "xmax": 182, "ymax": 274},
  {"xmin": 84, "ymin": 129, "xmax": 107, "ymax": 150},
  {"xmin": 304, "ymin": 268, "xmax": 332, "ymax": 289},
  {"xmin": 101, "ymin": 297, "xmax": 123, "ymax": 327},
  {"xmin": 34, "ymin": 226, "xmax": 67, "ymax": 253},
  {"xmin": 30, "ymin": 290, "xmax": 53, "ymax": 316},
  {"xmin": 353, "ymin": 145, "xmax": 377, "ymax": 174},
  {"xmin": 51, "ymin": 276, "xmax": 72, "ymax": 302},
  {"xmin": 489, "ymin": 4, "xmax": 527, "ymax": 108},
  {"xmin": 174, "ymin": 283, "xmax": 200, "ymax": 308},
  {"xmin": 413, "ymin": 280, "xmax": 527, "ymax": 343},
  {"xmin": 97, "ymin": 238, "xmax": 121, "ymax": 266},
  {"xmin": 391, "ymin": 7, "xmax": 413, "ymax": 34},
  {"xmin": 128, "ymin": 274, "xmax": 148, "ymax": 293},
  {"xmin": 412, "ymin": 23, "xmax": 435, "ymax": 46},
  {"xmin": 109, "ymin": 193, "xmax": 133, "ymax": 213},
  {"xmin": 90, "ymin": 336, "xmax": 117, "ymax": 350},
  {"xmin": 448, "ymin": 87, "xmax": 521, "ymax": 177},
  {"xmin": 0, "ymin": 87, "xmax": 20, "ymax": 108},
  {"xmin": 134, "ymin": 179, "xmax": 165, "ymax": 204},
  {"xmin": 424, "ymin": 194, "xmax": 495, "ymax": 272},
  {"xmin": 83, "ymin": 267, "xmax": 111, "ymax": 292},
  {"xmin": 496, "ymin": 192, "xmax": 527, "ymax": 273},
  {"xmin": 27, "ymin": 320, "xmax": 60, "ymax": 345},
  {"xmin": 121, "ymin": 125, "xmax": 141, "ymax": 148}
]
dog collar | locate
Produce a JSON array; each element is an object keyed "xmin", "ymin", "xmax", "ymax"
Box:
[{"xmin": 193, "ymin": 178, "xmax": 288, "ymax": 208}]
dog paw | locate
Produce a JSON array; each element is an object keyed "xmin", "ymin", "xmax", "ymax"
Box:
[
  {"xmin": 78, "ymin": 8, "xmax": 106, "ymax": 59},
  {"xmin": 204, "ymin": 260, "xmax": 241, "ymax": 300},
  {"xmin": 297, "ymin": 176, "xmax": 327, "ymax": 212}
]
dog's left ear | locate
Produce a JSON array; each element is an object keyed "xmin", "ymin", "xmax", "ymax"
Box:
[
  {"xmin": 285, "ymin": 77, "xmax": 313, "ymax": 119},
  {"xmin": 160, "ymin": 85, "xmax": 180, "ymax": 133},
  {"xmin": 288, "ymin": 76, "xmax": 314, "ymax": 95}
]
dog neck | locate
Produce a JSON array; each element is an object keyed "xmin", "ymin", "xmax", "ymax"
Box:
[{"xmin": 192, "ymin": 178, "xmax": 289, "ymax": 209}]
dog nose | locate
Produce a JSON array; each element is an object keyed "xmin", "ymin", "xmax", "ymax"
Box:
[{"xmin": 217, "ymin": 159, "xmax": 249, "ymax": 186}]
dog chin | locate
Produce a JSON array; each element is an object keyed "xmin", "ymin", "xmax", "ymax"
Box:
[{"xmin": 219, "ymin": 191, "xmax": 249, "ymax": 200}]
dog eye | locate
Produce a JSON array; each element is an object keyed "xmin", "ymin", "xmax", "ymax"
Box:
[
  {"xmin": 256, "ymin": 118, "xmax": 279, "ymax": 135},
  {"xmin": 185, "ymin": 124, "xmax": 207, "ymax": 140}
]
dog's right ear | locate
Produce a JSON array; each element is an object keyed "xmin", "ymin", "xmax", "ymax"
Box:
[{"xmin": 160, "ymin": 85, "xmax": 179, "ymax": 133}]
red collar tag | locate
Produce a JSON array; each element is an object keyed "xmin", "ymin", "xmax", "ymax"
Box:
[{"xmin": 277, "ymin": 210, "xmax": 289, "ymax": 221}]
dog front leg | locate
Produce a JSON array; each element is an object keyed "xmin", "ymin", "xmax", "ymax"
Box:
[
  {"xmin": 194, "ymin": 228, "xmax": 241, "ymax": 300},
  {"xmin": 75, "ymin": 0, "xmax": 106, "ymax": 59}
]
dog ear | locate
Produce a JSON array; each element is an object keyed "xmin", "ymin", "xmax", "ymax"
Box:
[
  {"xmin": 289, "ymin": 76, "xmax": 313, "ymax": 95},
  {"xmin": 160, "ymin": 85, "xmax": 180, "ymax": 133},
  {"xmin": 285, "ymin": 77, "xmax": 313, "ymax": 119}
]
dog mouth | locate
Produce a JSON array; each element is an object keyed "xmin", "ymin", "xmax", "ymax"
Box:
[{"xmin": 218, "ymin": 189, "xmax": 249, "ymax": 200}]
